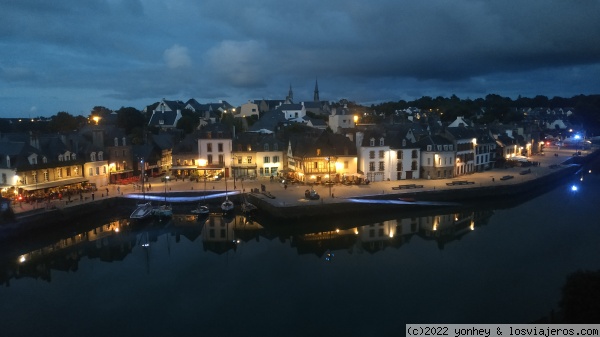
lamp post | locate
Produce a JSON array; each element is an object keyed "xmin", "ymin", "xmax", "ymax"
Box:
[
  {"xmin": 164, "ymin": 176, "xmax": 169, "ymax": 202},
  {"xmin": 327, "ymin": 156, "xmax": 332, "ymax": 197}
]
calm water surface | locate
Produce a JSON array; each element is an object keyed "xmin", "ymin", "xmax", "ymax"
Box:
[{"xmin": 1, "ymin": 168, "xmax": 599, "ymax": 337}]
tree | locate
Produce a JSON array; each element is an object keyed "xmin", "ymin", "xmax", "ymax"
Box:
[
  {"xmin": 47, "ymin": 111, "xmax": 82, "ymax": 133},
  {"xmin": 116, "ymin": 107, "xmax": 146, "ymax": 134}
]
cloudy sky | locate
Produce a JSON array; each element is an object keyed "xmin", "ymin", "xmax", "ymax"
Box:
[{"xmin": 1, "ymin": 0, "xmax": 600, "ymax": 118}]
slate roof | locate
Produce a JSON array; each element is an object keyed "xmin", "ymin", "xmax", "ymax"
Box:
[
  {"xmin": 416, "ymin": 134, "xmax": 454, "ymax": 151},
  {"xmin": 290, "ymin": 131, "xmax": 357, "ymax": 158}
]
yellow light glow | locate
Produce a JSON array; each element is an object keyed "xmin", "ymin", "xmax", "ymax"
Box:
[
  {"xmin": 335, "ymin": 162, "xmax": 343, "ymax": 170},
  {"xmin": 19, "ymin": 255, "xmax": 26, "ymax": 263},
  {"xmin": 433, "ymin": 224, "xmax": 437, "ymax": 231},
  {"xmin": 472, "ymin": 138, "xmax": 477, "ymax": 145},
  {"xmin": 353, "ymin": 115, "xmax": 358, "ymax": 123},
  {"xmin": 335, "ymin": 229, "xmax": 340, "ymax": 233},
  {"xmin": 198, "ymin": 159, "xmax": 207, "ymax": 167},
  {"xmin": 310, "ymin": 175, "xmax": 316, "ymax": 179},
  {"xmin": 354, "ymin": 229, "xmax": 359, "ymax": 235},
  {"xmin": 114, "ymin": 227, "xmax": 120, "ymax": 233},
  {"xmin": 92, "ymin": 116, "xmax": 100, "ymax": 125},
  {"xmin": 389, "ymin": 231, "xmax": 394, "ymax": 238}
]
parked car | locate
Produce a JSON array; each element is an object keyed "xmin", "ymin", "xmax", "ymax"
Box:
[{"xmin": 304, "ymin": 189, "xmax": 320, "ymax": 200}]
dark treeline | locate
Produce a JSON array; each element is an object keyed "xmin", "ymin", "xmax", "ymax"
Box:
[
  {"xmin": 372, "ymin": 94, "xmax": 600, "ymax": 130},
  {"xmin": 2, "ymin": 94, "xmax": 600, "ymax": 136}
]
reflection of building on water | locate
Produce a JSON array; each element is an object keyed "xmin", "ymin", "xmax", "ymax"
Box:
[
  {"xmin": 1, "ymin": 219, "xmax": 133, "ymax": 285},
  {"xmin": 418, "ymin": 210, "xmax": 494, "ymax": 249},
  {"xmin": 291, "ymin": 228, "xmax": 357, "ymax": 257},
  {"xmin": 0, "ymin": 209, "xmax": 495, "ymax": 285},
  {"xmin": 201, "ymin": 214, "xmax": 264, "ymax": 255}
]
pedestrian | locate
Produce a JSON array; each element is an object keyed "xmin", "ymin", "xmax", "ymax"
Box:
[
  {"xmin": 284, "ymin": 184, "xmax": 288, "ymax": 190},
  {"xmin": 117, "ymin": 186, "xmax": 120, "ymax": 194},
  {"xmin": 492, "ymin": 177, "xmax": 495, "ymax": 182},
  {"xmin": 91, "ymin": 193, "xmax": 95, "ymax": 201},
  {"xmin": 106, "ymin": 188, "xmax": 109, "ymax": 196}
]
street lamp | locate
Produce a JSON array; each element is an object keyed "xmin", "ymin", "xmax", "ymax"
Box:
[{"xmin": 164, "ymin": 176, "xmax": 170, "ymax": 196}]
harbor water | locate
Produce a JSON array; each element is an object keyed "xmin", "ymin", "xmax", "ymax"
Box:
[{"xmin": 1, "ymin": 165, "xmax": 599, "ymax": 336}]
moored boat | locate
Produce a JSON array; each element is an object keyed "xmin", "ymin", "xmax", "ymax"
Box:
[
  {"xmin": 130, "ymin": 202, "xmax": 153, "ymax": 220},
  {"xmin": 153, "ymin": 204, "xmax": 173, "ymax": 217},
  {"xmin": 221, "ymin": 199, "xmax": 234, "ymax": 214},
  {"xmin": 191, "ymin": 204, "xmax": 210, "ymax": 215}
]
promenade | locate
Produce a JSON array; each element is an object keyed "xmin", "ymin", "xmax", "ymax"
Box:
[{"xmin": 8, "ymin": 146, "xmax": 593, "ymax": 217}]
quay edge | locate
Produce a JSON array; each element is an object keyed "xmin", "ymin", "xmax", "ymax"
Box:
[{"xmin": 246, "ymin": 163, "xmax": 583, "ymax": 221}]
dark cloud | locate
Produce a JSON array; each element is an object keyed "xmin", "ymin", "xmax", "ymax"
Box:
[{"xmin": 0, "ymin": 0, "xmax": 599, "ymax": 116}]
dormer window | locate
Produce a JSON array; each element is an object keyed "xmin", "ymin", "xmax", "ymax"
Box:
[
  {"xmin": 58, "ymin": 154, "xmax": 64, "ymax": 162},
  {"xmin": 114, "ymin": 137, "xmax": 118, "ymax": 146},
  {"xmin": 43, "ymin": 157, "xmax": 47, "ymax": 164},
  {"xmin": 71, "ymin": 153, "xmax": 76, "ymax": 160},
  {"xmin": 427, "ymin": 145, "xmax": 432, "ymax": 151},
  {"xmin": 274, "ymin": 143, "xmax": 278, "ymax": 151},
  {"xmin": 317, "ymin": 149, "xmax": 321, "ymax": 156},
  {"xmin": 159, "ymin": 119, "xmax": 164, "ymax": 125},
  {"xmin": 402, "ymin": 139, "xmax": 406, "ymax": 147},
  {"xmin": 98, "ymin": 151, "xmax": 103, "ymax": 161},
  {"xmin": 264, "ymin": 144, "xmax": 269, "ymax": 151},
  {"xmin": 91, "ymin": 153, "xmax": 96, "ymax": 161},
  {"xmin": 6, "ymin": 155, "xmax": 10, "ymax": 168},
  {"xmin": 379, "ymin": 138, "xmax": 384, "ymax": 146},
  {"xmin": 122, "ymin": 137, "xmax": 126, "ymax": 146},
  {"xmin": 369, "ymin": 138, "xmax": 375, "ymax": 146}
]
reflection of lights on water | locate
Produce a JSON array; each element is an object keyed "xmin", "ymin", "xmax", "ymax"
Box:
[
  {"xmin": 325, "ymin": 252, "xmax": 335, "ymax": 262},
  {"xmin": 114, "ymin": 227, "xmax": 120, "ymax": 233},
  {"xmin": 142, "ymin": 243, "xmax": 149, "ymax": 247},
  {"xmin": 571, "ymin": 185, "xmax": 578, "ymax": 192}
]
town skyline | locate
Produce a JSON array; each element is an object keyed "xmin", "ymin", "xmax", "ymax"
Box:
[{"xmin": 2, "ymin": 0, "xmax": 600, "ymax": 118}]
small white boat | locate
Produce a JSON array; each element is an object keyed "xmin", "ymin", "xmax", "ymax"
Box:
[
  {"xmin": 191, "ymin": 204, "xmax": 210, "ymax": 215},
  {"xmin": 221, "ymin": 199, "xmax": 234, "ymax": 213},
  {"xmin": 153, "ymin": 204, "xmax": 173, "ymax": 217},
  {"xmin": 130, "ymin": 202, "xmax": 153, "ymax": 220}
]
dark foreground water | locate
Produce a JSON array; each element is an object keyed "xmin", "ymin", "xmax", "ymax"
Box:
[{"xmin": 1, "ymin": 166, "xmax": 599, "ymax": 337}]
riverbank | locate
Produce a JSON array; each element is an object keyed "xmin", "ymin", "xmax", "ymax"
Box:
[{"xmin": 1, "ymin": 146, "xmax": 597, "ymax": 239}]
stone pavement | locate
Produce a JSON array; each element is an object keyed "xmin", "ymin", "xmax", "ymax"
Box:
[{"xmin": 9, "ymin": 146, "xmax": 592, "ymax": 216}]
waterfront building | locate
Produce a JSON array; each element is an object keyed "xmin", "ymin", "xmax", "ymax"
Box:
[
  {"xmin": 197, "ymin": 123, "xmax": 233, "ymax": 179},
  {"xmin": 232, "ymin": 132, "xmax": 285, "ymax": 178},
  {"xmin": 286, "ymin": 131, "xmax": 357, "ymax": 183},
  {"xmin": 417, "ymin": 135, "xmax": 455, "ymax": 179},
  {"xmin": 0, "ymin": 132, "xmax": 88, "ymax": 200},
  {"xmin": 474, "ymin": 128, "xmax": 497, "ymax": 172},
  {"xmin": 171, "ymin": 131, "xmax": 201, "ymax": 179},
  {"xmin": 444, "ymin": 127, "xmax": 477, "ymax": 176}
]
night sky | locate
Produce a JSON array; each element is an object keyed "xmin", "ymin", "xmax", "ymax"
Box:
[{"xmin": 1, "ymin": 0, "xmax": 599, "ymax": 117}]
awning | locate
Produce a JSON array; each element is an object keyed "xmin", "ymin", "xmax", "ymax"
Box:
[
  {"xmin": 171, "ymin": 165, "xmax": 198, "ymax": 170},
  {"xmin": 20, "ymin": 177, "xmax": 88, "ymax": 191}
]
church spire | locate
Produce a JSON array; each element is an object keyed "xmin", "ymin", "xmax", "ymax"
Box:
[
  {"xmin": 286, "ymin": 83, "xmax": 293, "ymax": 103},
  {"xmin": 313, "ymin": 78, "xmax": 320, "ymax": 102}
]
